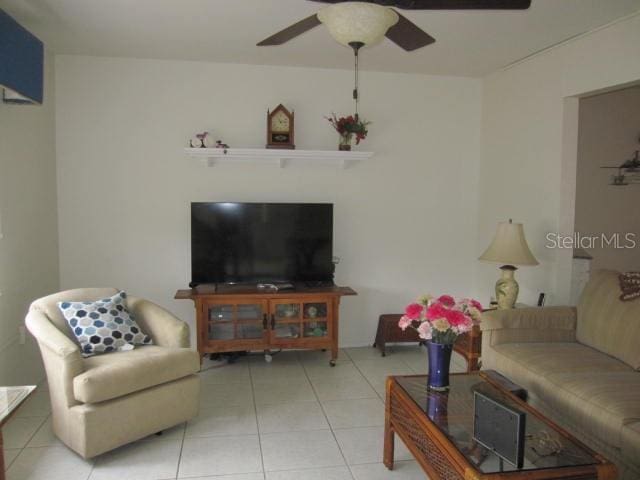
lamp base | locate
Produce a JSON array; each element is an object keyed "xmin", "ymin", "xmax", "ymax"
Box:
[{"xmin": 496, "ymin": 265, "xmax": 519, "ymax": 309}]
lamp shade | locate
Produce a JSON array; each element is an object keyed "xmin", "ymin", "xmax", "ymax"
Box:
[
  {"xmin": 479, "ymin": 221, "xmax": 539, "ymax": 266},
  {"xmin": 317, "ymin": 2, "xmax": 399, "ymax": 48}
]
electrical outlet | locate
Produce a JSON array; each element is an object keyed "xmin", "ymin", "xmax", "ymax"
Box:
[{"xmin": 19, "ymin": 325, "xmax": 26, "ymax": 345}]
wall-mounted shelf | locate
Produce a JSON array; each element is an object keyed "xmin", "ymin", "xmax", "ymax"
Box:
[{"xmin": 185, "ymin": 148, "xmax": 373, "ymax": 168}]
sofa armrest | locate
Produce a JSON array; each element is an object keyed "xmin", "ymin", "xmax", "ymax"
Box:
[
  {"xmin": 126, "ymin": 297, "xmax": 190, "ymax": 348},
  {"xmin": 481, "ymin": 307, "xmax": 577, "ymax": 347}
]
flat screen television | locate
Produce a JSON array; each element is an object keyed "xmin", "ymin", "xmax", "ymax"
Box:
[{"xmin": 191, "ymin": 202, "xmax": 334, "ymax": 286}]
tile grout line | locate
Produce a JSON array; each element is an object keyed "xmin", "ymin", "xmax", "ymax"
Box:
[
  {"xmin": 10, "ymin": 413, "xmax": 49, "ymax": 452},
  {"xmin": 249, "ymin": 355, "xmax": 267, "ymax": 480},
  {"xmin": 346, "ymin": 350, "xmax": 391, "ymax": 403},
  {"xmin": 302, "ymin": 352, "xmax": 356, "ymax": 480},
  {"xmin": 172, "ymin": 422, "xmax": 188, "ymax": 480}
]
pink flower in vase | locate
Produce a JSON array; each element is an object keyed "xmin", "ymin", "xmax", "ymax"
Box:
[
  {"xmin": 437, "ymin": 295, "xmax": 456, "ymax": 308},
  {"xmin": 455, "ymin": 320, "xmax": 473, "ymax": 334},
  {"xmin": 405, "ymin": 303, "xmax": 424, "ymax": 320},
  {"xmin": 444, "ymin": 309, "xmax": 468, "ymax": 327},
  {"xmin": 417, "ymin": 321, "xmax": 433, "ymax": 340},
  {"xmin": 426, "ymin": 302, "xmax": 448, "ymax": 321},
  {"xmin": 398, "ymin": 315, "xmax": 413, "ymax": 331}
]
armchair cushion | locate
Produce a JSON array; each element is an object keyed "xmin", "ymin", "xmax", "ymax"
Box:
[
  {"xmin": 73, "ymin": 345, "xmax": 199, "ymax": 404},
  {"xmin": 59, "ymin": 291, "xmax": 152, "ymax": 357}
]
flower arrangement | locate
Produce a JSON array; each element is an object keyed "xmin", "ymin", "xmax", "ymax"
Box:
[
  {"xmin": 399, "ymin": 295, "xmax": 482, "ymax": 345},
  {"xmin": 326, "ymin": 113, "xmax": 371, "ymax": 145}
]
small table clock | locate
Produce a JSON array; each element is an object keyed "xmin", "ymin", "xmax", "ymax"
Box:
[{"xmin": 267, "ymin": 104, "xmax": 295, "ymax": 149}]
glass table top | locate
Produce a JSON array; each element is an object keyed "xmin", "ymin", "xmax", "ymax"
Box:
[
  {"xmin": 0, "ymin": 386, "xmax": 36, "ymax": 426},
  {"xmin": 396, "ymin": 374, "xmax": 597, "ymax": 474}
]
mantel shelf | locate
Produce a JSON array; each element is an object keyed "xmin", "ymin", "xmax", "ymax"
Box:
[{"xmin": 185, "ymin": 148, "xmax": 373, "ymax": 168}]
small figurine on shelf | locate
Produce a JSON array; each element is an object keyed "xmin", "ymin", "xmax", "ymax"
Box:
[
  {"xmin": 189, "ymin": 131, "xmax": 216, "ymax": 148},
  {"xmin": 215, "ymin": 140, "xmax": 229, "ymax": 153}
]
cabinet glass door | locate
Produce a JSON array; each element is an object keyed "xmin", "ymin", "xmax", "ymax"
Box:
[
  {"xmin": 271, "ymin": 301, "xmax": 301, "ymax": 340},
  {"xmin": 302, "ymin": 302, "xmax": 330, "ymax": 338},
  {"xmin": 269, "ymin": 298, "xmax": 332, "ymax": 343},
  {"xmin": 206, "ymin": 301, "xmax": 266, "ymax": 343}
]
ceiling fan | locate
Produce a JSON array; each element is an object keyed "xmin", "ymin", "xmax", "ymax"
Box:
[
  {"xmin": 257, "ymin": 0, "xmax": 532, "ymax": 52},
  {"xmin": 600, "ymin": 136, "xmax": 640, "ymax": 186}
]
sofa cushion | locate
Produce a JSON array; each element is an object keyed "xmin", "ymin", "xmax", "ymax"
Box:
[
  {"xmin": 492, "ymin": 342, "xmax": 630, "ymax": 376},
  {"xmin": 488, "ymin": 342, "xmax": 640, "ymax": 449},
  {"xmin": 73, "ymin": 345, "xmax": 199, "ymax": 403},
  {"xmin": 577, "ymin": 270, "xmax": 640, "ymax": 370},
  {"xmin": 59, "ymin": 291, "xmax": 153, "ymax": 357},
  {"xmin": 621, "ymin": 422, "xmax": 640, "ymax": 465},
  {"xmin": 542, "ymin": 371, "xmax": 640, "ymax": 449}
]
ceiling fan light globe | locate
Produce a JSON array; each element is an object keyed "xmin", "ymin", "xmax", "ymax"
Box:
[{"xmin": 318, "ymin": 2, "xmax": 399, "ymax": 48}]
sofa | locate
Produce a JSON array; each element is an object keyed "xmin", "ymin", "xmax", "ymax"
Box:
[
  {"xmin": 481, "ymin": 270, "xmax": 640, "ymax": 480},
  {"xmin": 26, "ymin": 288, "xmax": 201, "ymax": 458}
]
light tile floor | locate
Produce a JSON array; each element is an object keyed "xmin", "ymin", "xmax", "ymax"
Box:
[{"xmin": 3, "ymin": 345, "xmax": 468, "ymax": 480}]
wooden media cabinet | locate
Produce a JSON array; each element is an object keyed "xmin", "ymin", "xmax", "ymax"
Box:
[{"xmin": 175, "ymin": 284, "xmax": 357, "ymax": 365}]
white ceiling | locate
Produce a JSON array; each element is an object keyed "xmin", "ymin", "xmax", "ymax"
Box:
[{"xmin": 2, "ymin": 0, "xmax": 639, "ymax": 77}]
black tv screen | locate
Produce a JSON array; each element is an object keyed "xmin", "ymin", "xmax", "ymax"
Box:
[{"xmin": 191, "ymin": 202, "xmax": 334, "ymax": 285}]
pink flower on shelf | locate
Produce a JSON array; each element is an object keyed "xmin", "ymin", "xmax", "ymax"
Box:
[
  {"xmin": 405, "ymin": 303, "xmax": 424, "ymax": 321},
  {"xmin": 398, "ymin": 315, "xmax": 413, "ymax": 331},
  {"xmin": 417, "ymin": 321, "xmax": 433, "ymax": 340},
  {"xmin": 437, "ymin": 295, "xmax": 456, "ymax": 308},
  {"xmin": 426, "ymin": 302, "xmax": 448, "ymax": 321}
]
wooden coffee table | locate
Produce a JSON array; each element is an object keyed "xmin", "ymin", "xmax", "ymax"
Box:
[{"xmin": 384, "ymin": 373, "xmax": 616, "ymax": 480}]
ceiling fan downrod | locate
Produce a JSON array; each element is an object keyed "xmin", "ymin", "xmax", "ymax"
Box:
[{"xmin": 349, "ymin": 41, "xmax": 364, "ymax": 119}]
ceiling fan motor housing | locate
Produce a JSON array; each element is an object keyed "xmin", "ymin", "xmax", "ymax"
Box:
[{"xmin": 317, "ymin": 2, "xmax": 399, "ymax": 47}]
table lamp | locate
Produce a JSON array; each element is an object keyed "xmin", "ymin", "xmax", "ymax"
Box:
[{"xmin": 479, "ymin": 219, "xmax": 539, "ymax": 309}]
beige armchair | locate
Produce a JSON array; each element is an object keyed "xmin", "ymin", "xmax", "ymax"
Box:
[{"xmin": 26, "ymin": 288, "xmax": 200, "ymax": 458}]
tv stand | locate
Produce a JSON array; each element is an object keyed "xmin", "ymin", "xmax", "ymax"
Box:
[{"xmin": 175, "ymin": 284, "xmax": 357, "ymax": 366}]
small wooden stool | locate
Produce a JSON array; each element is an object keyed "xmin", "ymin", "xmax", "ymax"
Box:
[{"xmin": 373, "ymin": 314, "xmax": 423, "ymax": 356}]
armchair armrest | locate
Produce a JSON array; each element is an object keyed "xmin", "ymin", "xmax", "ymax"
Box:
[
  {"xmin": 26, "ymin": 310, "xmax": 81, "ymax": 359},
  {"xmin": 126, "ymin": 297, "xmax": 190, "ymax": 348},
  {"xmin": 25, "ymin": 310, "xmax": 84, "ymax": 408},
  {"xmin": 481, "ymin": 306, "xmax": 577, "ymax": 347}
]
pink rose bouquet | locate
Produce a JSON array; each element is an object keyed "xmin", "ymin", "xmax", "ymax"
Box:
[{"xmin": 398, "ymin": 294, "xmax": 482, "ymax": 344}]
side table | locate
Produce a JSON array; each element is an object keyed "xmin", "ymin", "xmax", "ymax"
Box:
[{"xmin": 1, "ymin": 386, "xmax": 36, "ymax": 479}]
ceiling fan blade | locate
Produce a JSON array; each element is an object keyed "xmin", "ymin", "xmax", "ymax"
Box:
[
  {"xmin": 385, "ymin": 11, "xmax": 435, "ymax": 51},
  {"xmin": 309, "ymin": 0, "xmax": 531, "ymax": 9},
  {"xmin": 257, "ymin": 14, "xmax": 321, "ymax": 46}
]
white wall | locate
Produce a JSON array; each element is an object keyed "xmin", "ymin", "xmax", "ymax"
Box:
[
  {"xmin": 575, "ymin": 86, "xmax": 640, "ymax": 271},
  {"xmin": 0, "ymin": 51, "xmax": 59, "ymax": 385},
  {"xmin": 477, "ymin": 13, "xmax": 640, "ymax": 306},
  {"xmin": 55, "ymin": 55, "xmax": 482, "ymax": 347}
]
